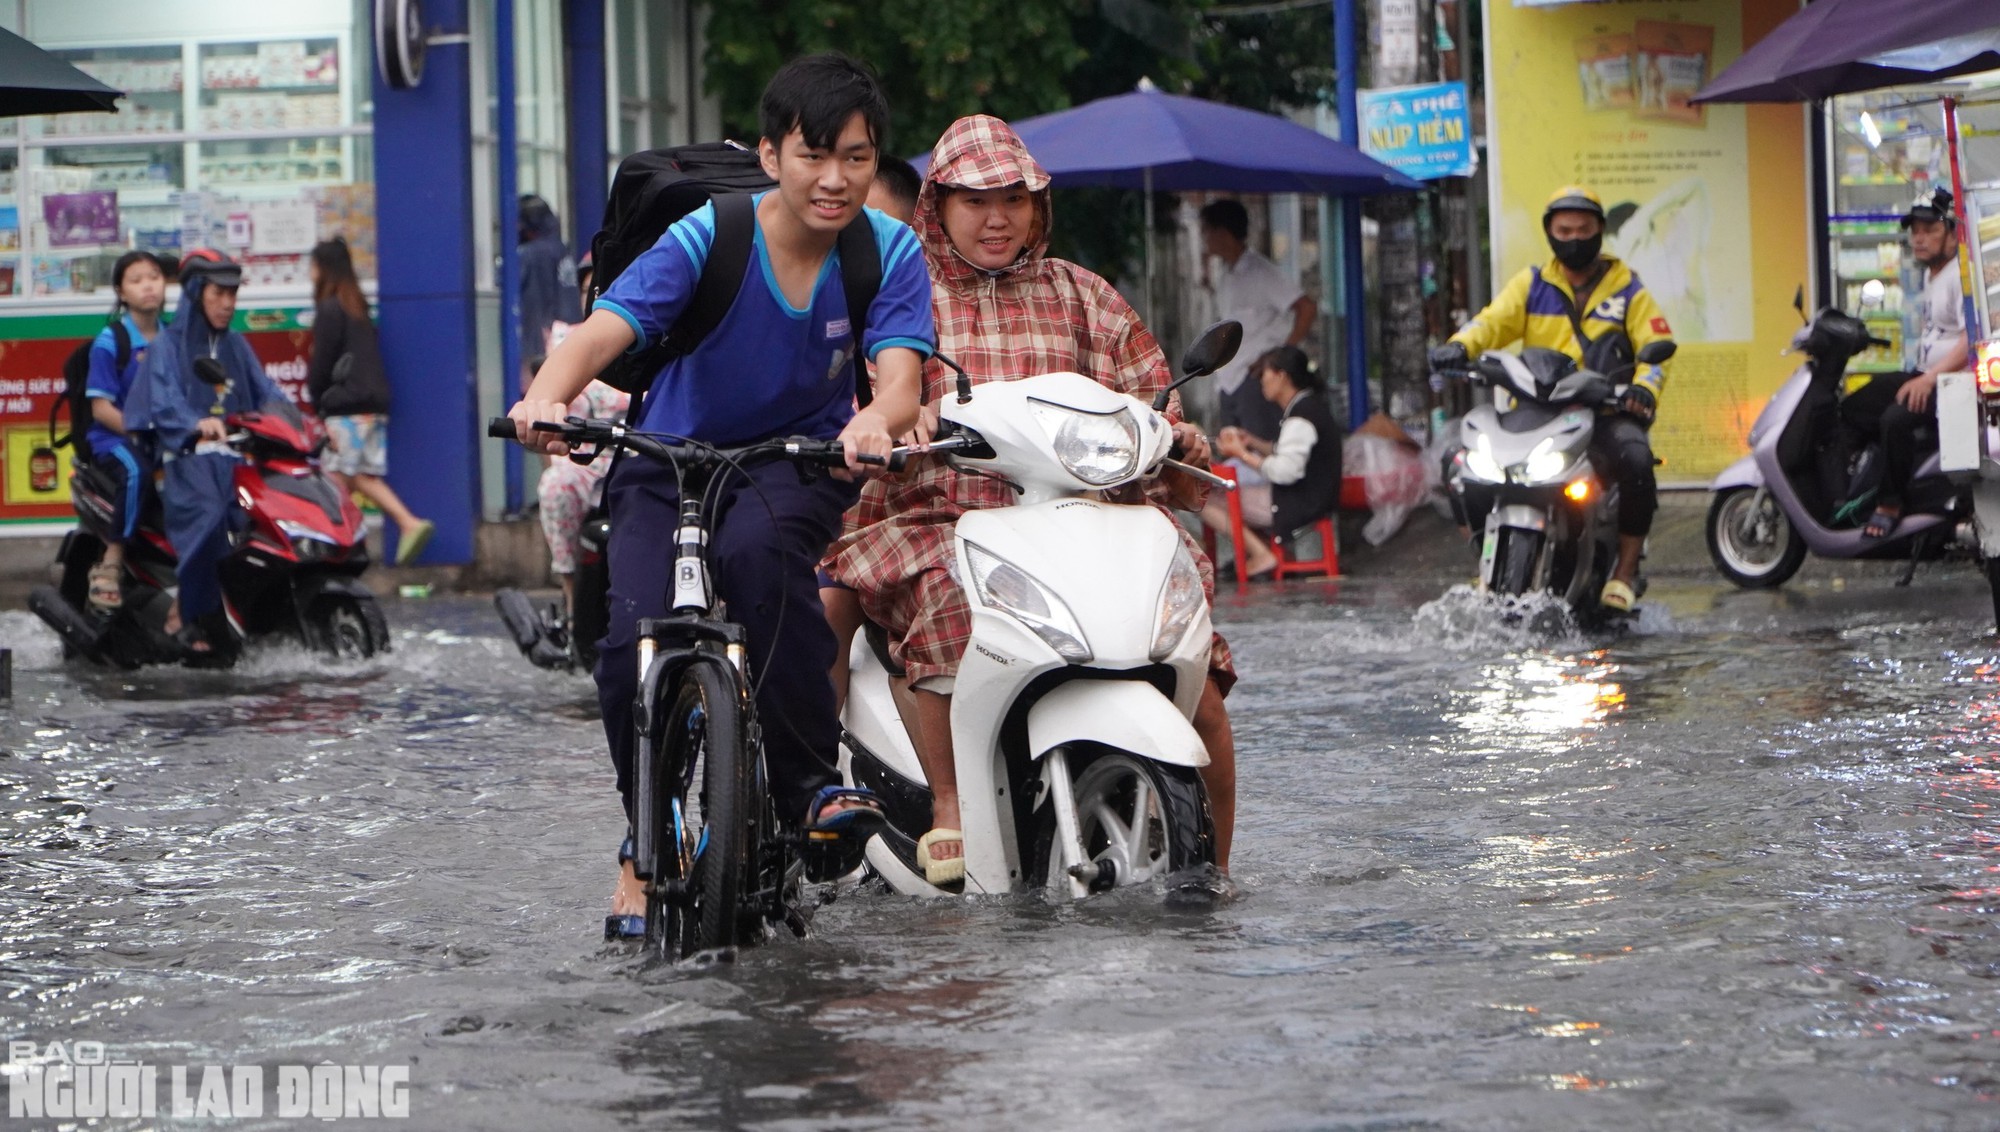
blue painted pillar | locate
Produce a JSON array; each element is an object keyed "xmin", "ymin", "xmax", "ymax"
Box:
[
  {"xmin": 373, "ymin": 0, "xmax": 478, "ymax": 564},
  {"xmin": 1335, "ymin": 0, "xmax": 1369, "ymax": 429},
  {"xmin": 566, "ymin": 0, "xmax": 608, "ymax": 252}
]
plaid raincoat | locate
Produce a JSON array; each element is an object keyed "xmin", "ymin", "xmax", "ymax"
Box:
[{"xmin": 823, "ymin": 115, "xmax": 1234, "ymax": 692}]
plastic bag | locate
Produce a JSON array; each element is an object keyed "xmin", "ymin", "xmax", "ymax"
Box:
[{"xmin": 1344, "ymin": 424, "xmax": 1429, "ymax": 546}]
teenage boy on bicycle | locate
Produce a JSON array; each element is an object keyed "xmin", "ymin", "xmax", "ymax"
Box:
[{"xmin": 506, "ymin": 53, "xmax": 933, "ymax": 937}]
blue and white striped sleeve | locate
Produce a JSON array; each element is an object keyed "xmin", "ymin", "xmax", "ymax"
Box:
[
  {"xmin": 593, "ymin": 202, "xmax": 716, "ymax": 353},
  {"xmin": 863, "ymin": 213, "xmax": 936, "ymax": 362}
]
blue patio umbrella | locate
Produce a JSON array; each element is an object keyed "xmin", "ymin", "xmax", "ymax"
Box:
[
  {"xmin": 912, "ymin": 84, "xmax": 1419, "ymax": 341},
  {"xmin": 1693, "ymin": 0, "xmax": 2000, "ymax": 104}
]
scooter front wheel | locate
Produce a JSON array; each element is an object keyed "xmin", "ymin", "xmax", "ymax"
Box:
[
  {"xmin": 1707, "ymin": 487, "xmax": 1806, "ymax": 588},
  {"xmin": 1027, "ymin": 748, "xmax": 1214, "ymax": 894}
]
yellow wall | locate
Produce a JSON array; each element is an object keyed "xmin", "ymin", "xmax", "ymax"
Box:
[{"xmin": 1484, "ymin": 0, "xmax": 1810, "ymax": 482}]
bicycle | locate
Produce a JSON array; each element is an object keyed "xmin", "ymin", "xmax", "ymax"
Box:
[{"xmin": 488, "ymin": 414, "xmax": 903, "ymax": 960}]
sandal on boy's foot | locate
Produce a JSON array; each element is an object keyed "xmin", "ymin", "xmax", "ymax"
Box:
[
  {"xmin": 396, "ymin": 519, "xmax": 436, "ymax": 566},
  {"xmin": 916, "ymin": 828, "xmax": 965, "ymax": 887},
  {"xmin": 1599, "ymin": 577, "xmax": 1637, "ymax": 613},
  {"xmin": 604, "ymin": 833, "xmax": 646, "ymax": 941},
  {"xmin": 1862, "ymin": 504, "xmax": 1902, "ymax": 540},
  {"xmin": 800, "ymin": 786, "xmax": 888, "ymax": 883},
  {"xmin": 87, "ymin": 563, "xmax": 123, "ymax": 612}
]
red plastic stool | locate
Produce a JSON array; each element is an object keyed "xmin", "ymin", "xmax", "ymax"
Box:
[{"xmin": 1199, "ymin": 468, "xmax": 1360, "ymax": 592}]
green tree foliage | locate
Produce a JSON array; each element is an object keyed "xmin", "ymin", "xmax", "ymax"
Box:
[{"xmin": 701, "ymin": 1, "xmax": 1337, "ymax": 282}]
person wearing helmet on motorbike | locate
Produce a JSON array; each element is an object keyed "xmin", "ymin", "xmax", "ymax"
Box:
[
  {"xmin": 821, "ymin": 114, "xmax": 1240, "ymax": 884},
  {"xmin": 1838, "ymin": 187, "xmax": 1969, "ymax": 540},
  {"xmin": 123, "ymin": 249, "xmax": 288, "ymax": 656},
  {"xmin": 1428, "ymin": 185, "xmax": 1674, "ymax": 612}
]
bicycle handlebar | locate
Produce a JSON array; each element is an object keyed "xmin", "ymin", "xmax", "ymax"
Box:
[{"xmin": 486, "ymin": 416, "xmax": 911, "ymax": 472}]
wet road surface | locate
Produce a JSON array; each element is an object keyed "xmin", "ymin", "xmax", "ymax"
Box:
[{"xmin": 4, "ymin": 573, "xmax": 2000, "ymax": 1130}]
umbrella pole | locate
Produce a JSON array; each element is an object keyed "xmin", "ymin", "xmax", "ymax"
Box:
[
  {"xmin": 1942, "ymin": 97, "xmax": 1983, "ymax": 341},
  {"xmin": 1144, "ymin": 166, "xmax": 1156, "ymax": 330}
]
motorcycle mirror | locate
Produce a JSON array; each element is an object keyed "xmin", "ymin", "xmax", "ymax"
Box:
[
  {"xmin": 1792, "ymin": 285, "xmax": 1806, "ymax": 324},
  {"xmin": 1635, "ymin": 340, "xmax": 1676, "ymax": 365},
  {"xmin": 193, "ymin": 357, "xmax": 229, "ymax": 387},
  {"xmin": 1153, "ymin": 320, "xmax": 1243, "ymax": 412},
  {"xmin": 933, "ymin": 351, "xmax": 973, "ymax": 405}
]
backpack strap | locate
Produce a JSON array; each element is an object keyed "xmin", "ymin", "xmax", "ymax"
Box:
[
  {"xmin": 836, "ymin": 214, "xmax": 882, "ymax": 408},
  {"xmin": 111, "ymin": 319, "xmax": 131, "ymax": 374},
  {"xmin": 663, "ymin": 192, "xmax": 756, "ymax": 357}
]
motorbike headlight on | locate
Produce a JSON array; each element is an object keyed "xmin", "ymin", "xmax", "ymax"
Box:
[
  {"xmin": 1150, "ymin": 541, "xmax": 1205, "ymax": 663},
  {"xmin": 1517, "ymin": 437, "xmax": 1571, "ymax": 485},
  {"xmin": 1462, "ymin": 433, "xmax": 1505, "ymax": 484},
  {"xmin": 277, "ymin": 518, "xmax": 338, "ymax": 562},
  {"xmin": 1026, "ymin": 398, "xmax": 1140, "ymax": 486},
  {"xmin": 962, "ymin": 540, "xmax": 1092, "ymax": 662}
]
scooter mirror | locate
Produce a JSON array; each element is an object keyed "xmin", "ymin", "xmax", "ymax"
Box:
[
  {"xmin": 1636, "ymin": 340, "xmax": 1676, "ymax": 365},
  {"xmin": 1154, "ymin": 320, "xmax": 1243, "ymax": 411},
  {"xmin": 193, "ymin": 358, "xmax": 229, "ymax": 387}
]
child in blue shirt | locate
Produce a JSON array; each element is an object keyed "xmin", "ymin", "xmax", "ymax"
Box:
[
  {"xmin": 505, "ymin": 53, "xmax": 934, "ymax": 935},
  {"xmin": 83, "ymin": 250, "xmax": 168, "ymax": 611}
]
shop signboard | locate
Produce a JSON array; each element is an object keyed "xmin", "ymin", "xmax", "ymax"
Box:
[
  {"xmin": 1359, "ymin": 81, "xmax": 1477, "ymax": 181},
  {"xmin": 1483, "ymin": 0, "xmax": 1808, "ymax": 482},
  {"xmin": 0, "ymin": 311, "xmax": 318, "ymax": 533}
]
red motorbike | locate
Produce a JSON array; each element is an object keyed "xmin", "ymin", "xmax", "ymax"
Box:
[{"xmin": 29, "ymin": 397, "xmax": 389, "ymax": 668}]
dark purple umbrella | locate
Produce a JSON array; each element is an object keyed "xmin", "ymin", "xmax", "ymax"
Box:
[
  {"xmin": 0, "ymin": 26, "xmax": 121, "ymax": 117},
  {"xmin": 1694, "ymin": 0, "xmax": 2000, "ymax": 104},
  {"xmin": 912, "ymin": 86, "xmax": 1421, "ymax": 194}
]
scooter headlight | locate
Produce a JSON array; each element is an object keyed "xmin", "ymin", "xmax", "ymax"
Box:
[
  {"xmin": 1027, "ymin": 399, "xmax": 1141, "ymax": 486},
  {"xmin": 963, "ymin": 540, "xmax": 1092, "ymax": 662},
  {"xmin": 1150, "ymin": 540, "xmax": 1205, "ymax": 663},
  {"xmin": 277, "ymin": 518, "xmax": 338, "ymax": 562},
  {"xmin": 1516, "ymin": 437, "xmax": 1572, "ymax": 485},
  {"xmin": 1462, "ymin": 433, "xmax": 1505, "ymax": 484}
]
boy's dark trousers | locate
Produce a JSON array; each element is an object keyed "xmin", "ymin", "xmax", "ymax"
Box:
[{"xmin": 594, "ymin": 454, "xmax": 860, "ymax": 828}]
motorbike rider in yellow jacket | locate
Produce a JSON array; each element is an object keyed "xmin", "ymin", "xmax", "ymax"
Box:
[{"xmin": 1430, "ymin": 185, "xmax": 1675, "ymax": 612}]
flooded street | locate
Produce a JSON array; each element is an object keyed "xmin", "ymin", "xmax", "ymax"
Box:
[{"xmin": 5, "ymin": 573, "xmax": 2000, "ymax": 1130}]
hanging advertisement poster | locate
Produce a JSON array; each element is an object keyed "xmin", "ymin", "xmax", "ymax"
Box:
[
  {"xmin": 1483, "ymin": 0, "xmax": 1807, "ymax": 482},
  {"xmin": 1360, "ymin": 81, "xmax": 1478, "ymax": 181}
]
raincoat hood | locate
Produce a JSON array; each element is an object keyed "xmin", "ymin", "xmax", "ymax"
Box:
[
  {"xmin": 124, "ymin": 271, "xmax": 281, "ymax": 454},
  {"xmin": 916, "ymin": 115, "xmax": 1055, "ymax": 293}
]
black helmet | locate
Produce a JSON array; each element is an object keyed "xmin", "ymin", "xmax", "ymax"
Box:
[
  {"xmin": 1900, "ymin": 186, "xmax": 1955, "ymax": 229},
  {"xmin": 179, "ymin": 247, "xmax": 244, "ymax": 288}
]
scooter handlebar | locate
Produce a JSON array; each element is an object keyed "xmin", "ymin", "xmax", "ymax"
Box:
[{"xmin": 487, "ymin": 416, "xmax": 522, "ymax": 439}]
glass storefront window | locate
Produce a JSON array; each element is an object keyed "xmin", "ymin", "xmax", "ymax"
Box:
[
  {"xmin": 197, "ymin": 38, "xmax": 342, "ymax": 133},
  {"xmin": 25, "ymin": 44, "xmax": 183, "ymax": 141}
]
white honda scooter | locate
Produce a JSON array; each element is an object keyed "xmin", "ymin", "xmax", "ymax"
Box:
[{"xmin": 838, "ymin": 322, "xmax": 1242, "ymax": 898}]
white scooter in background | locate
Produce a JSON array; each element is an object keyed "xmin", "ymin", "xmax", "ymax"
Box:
[{"xmin": 838, "ymin": 322, "xmax": 1242, "ymax": 899}]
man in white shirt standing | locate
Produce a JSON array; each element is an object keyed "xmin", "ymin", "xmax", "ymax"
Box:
[
  {"xmin": 1201, "ymin": 200, "xmax": 1319, "ymax": 447},
  {"xmin": 1840, "ymin": 187, "xmax": 1969, "ymax": 540}
]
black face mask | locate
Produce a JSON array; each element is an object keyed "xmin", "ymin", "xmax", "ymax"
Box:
[{"xmin": 1548, "ymin": 233, "xmax": 1602, "ymax": 271}]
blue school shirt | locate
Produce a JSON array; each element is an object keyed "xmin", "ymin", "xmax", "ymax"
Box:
[
  {"xmin": 84, "ymin": 314, "xmax": 155, "ymax": 458},
  {"xmin": 594, "ymin": 195, "xmax": 935, "ymax": 446}
]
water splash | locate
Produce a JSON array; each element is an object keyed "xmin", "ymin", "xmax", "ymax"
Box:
[
  {"xmin": 1413, "ymin": 584, "xmax": 1586, "ymax": 651},
  {"xmin": 0, "ymin": 609, "xmax": 65, "ymax": 669}
]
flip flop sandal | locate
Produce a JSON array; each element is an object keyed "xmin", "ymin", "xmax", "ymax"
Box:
[
  {"xmin": 604, "ymin": 833, "xmax": 646, "ymax": 941},
  {"xmin": 916, "ymin": 828, "xmax": 966, "ymax": 887},
  {"xmin": 1599, "ymin": 578, "xmax": 1637, "ymax": 613},
  {"xmin": 87, "ymin": 564, "xmax": 123, "ymax": 611},
  {"xmin": 1862, "ymin": 506, "xmax": 1902, "ymax": 540},
  {"xmin": 395, "ymin": 519, "xmax": 436, "ymax": 566},
  {"xmin": 800, "ymin": 786, "xmax": 888, "ymax": 883}
]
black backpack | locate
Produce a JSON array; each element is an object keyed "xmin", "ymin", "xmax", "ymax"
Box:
[
  {"xmin": 590, "ymin": 140, "xmax": 884, "ymax": 409},
  {"xmin": 49, "ymin": 320, "xmax": 131, "ymax": 450}
]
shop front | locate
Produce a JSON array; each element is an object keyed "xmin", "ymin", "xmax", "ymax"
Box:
[{"xmin": 0, "ymin": 0, "xmax": 374, "ymax": 529}]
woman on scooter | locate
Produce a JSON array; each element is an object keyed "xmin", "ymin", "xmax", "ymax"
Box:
[
  {"xmin": 822, "ymin": 114, "xmax": 1240, "ymax": 883},
  {"xmin": 125, "ymin": 249, "xmax": 288, "ymax": 656}
]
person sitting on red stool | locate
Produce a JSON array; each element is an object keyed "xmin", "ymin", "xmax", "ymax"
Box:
[{"xmin": 1204, "ymin": 345, "xmax": 1342, "ymax": 579}]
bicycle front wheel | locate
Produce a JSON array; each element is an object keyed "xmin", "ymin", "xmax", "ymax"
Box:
[{"xmin": 645, "ymin": 659, "xmax": 753, "ymax": 959}]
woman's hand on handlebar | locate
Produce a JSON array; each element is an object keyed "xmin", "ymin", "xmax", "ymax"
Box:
[
  {"xmin": 1170, "ymin": 420, "xmax": 1211, "ymax": 468},
  {"xmin": 508, "ymin": 398, "xmax": 573, "ymax": 456}
]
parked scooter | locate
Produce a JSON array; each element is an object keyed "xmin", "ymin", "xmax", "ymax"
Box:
[
  {"xmin": 494, "ymin": 503, "xmax": 609, "ymax": 671},
  {"xmin": 1706, "ymin": 287, "xmax": 1978, "ymax": 591},
  {"xmin": 838, "ymin": 322, "xmax": 1241, "ymax": 898},
  {"xmin": 29, "ymin": 376, "xmax": 387, "ymax": 668},
  {"xmin": 1440, "ymin": 341, "xmax": 1672, "ymax": 620}
]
